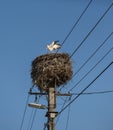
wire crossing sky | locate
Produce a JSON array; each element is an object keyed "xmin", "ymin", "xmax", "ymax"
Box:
[
  {"xmin": 58, "ymin": 62, "xmax": 113, "ymax": 115},
  {"xmin": 57, "ymin": 0, "xmax": 93, "ymax": 51}
]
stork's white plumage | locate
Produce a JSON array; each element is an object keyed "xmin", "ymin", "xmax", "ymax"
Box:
[{"xmin": 47, "ymin": 41, "xmax": 61, "ymax": 52}]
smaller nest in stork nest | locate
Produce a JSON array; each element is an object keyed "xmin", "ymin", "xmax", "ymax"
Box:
[{"xmin": 31, "ymin": 53, "xmax": 73, "ymax": 91}]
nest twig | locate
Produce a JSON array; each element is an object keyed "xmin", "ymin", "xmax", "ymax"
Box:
[{"xmin": 31, "ymin": 53, "xmax": 73, "ymax": 91}]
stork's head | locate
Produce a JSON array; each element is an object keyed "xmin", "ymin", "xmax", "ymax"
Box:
[{"xmin": 54, "ymin": 40, "xmax": 59, "ymax": 44}]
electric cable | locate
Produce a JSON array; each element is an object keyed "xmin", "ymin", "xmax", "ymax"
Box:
[
  {"xmin": 69, "ymin": 47, "xmax": 113, "ymax": 91},
  {"xmin": 59, "ymin": 32, "xmax": 113, "ymax": 91},
  {"xmin": 56, "ymin": 97, "xmax": 69, "ymax": 125},
  {"xmin": 65, "ymin": 96, "xmax": 71, "ymax": 130},
  {"xmin": 58, "ymin": 61, "xmax": 113, "ymax": 115},
  {"xmin": 56, "ymin": 90, "xmax": 113, "ymax": 128},
  {"xmin": 69, "ymin": 3, "xmax": 113, "ymax": 58},
  {"xmin": 29, "ymin": 95, "xmax": 41, "ymax": 130},
  {"xmin": 20, "ymin": 94, "xmax": 30, "ymax": 130},
  {"xmin": 56, "ymin": 0, "xmax": 93, "ymax": 52},
  {"xmin": 29, "ymin": 109, "xmax": 37, "ymax": 130},
  {"xmin": 20, "ymin": 85, "xmax": 35, "ymax": 130},
  {"xmin": 58, "ymin": 3, "xmax": 113, "ymax": 92},
  {"xmin": 72, "ymin": 32, "xmax": 113, "ymax": 78},
  {"xmin": 71, "ymin": 90, "xmax": 113, "ymax": 95},
  {"xmin": 27, "ymin": 108, "xmax": 34, "ymax": 130},
  {"xmin": 43, "ymin": 122, "xmax": 47, "ymax": 130},
  {"xmin": 27, "ymin": 94, "xmax": 38, "ymax": 130}
]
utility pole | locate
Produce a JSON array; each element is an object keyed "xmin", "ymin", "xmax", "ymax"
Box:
[
  {"xmin": 29, "ymin": 89, "xmax": 72, "ymax": 130},
  {"xmin": 46, "ymin": 86, "xmax": 57, "ymax": 130},
  {"xmin": 29, "ymin": 89, "xmax": 71, "ymax": 130}
]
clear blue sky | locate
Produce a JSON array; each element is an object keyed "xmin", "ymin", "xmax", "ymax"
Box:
[{"xmin": 0, "ymin": 0, "xmax": 113, "ymax": 130}]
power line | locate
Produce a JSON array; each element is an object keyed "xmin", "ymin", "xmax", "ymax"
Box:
[
  {"xmin": 20, "ymin": 94, "xmax": 30, "ymax": 130},
  {"xmin": 56, "ymin": 89, "xmax": 113, "ymax": 129},
  {"xmin": 56, "ymin": 0, "xmax": 93, "ymax": 54},
  {"xmin": 72, "ymin": 32, "xmax": 113, "ymax": 78},
  {"xmin": 59, "ymin": 32, "xmax": 113, "ymax": 91},
  {"xmin": 29, "ymin": 95, "xmax": 41, "ymax": 130},
  {"xmin": 56, "ymin": 97, "xmax": 69, "ymax": 125},
  {"xmin": 72, "ymin": 90, "xmax": 113, "ymax": 95},
  {"xmin": 27, "ymin": 108, "xmax": 34, "ymax": 130},
  {"xmin": 65, "ymin": 97, "xmax": 71, "ymax": 130},
  {"xmin": 70, "ymin": 3, "xmax": 113, "ymax": 58},
  {"xmin": 29, "ymin": 109, "xmax": 37, "ymax": 130},
  {"xmin": 69, "ymin": 47, "xmax": 113, "ymax": 91},
  {"xmin": 27, "ymin": 95, "xmax": 37, "ymax": 130},
  {"xmin": 58, "ymin": 3, "xmax": 113, "ymax": 92},
  {"xmin": 58, "ymin": 61, "xmax": 113, "ymax": 115},
  {"xmin": 20, "ymin": 85, "xmax": 34, "ymax": 130},
  {"xmin": 59, "ymin": 0, "xmax": 93, "ymax": 47}
]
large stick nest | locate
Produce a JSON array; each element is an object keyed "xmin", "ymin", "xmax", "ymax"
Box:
[{"xmin": 31, "ymin": 53, "xmax": 73, "ymax": 91}]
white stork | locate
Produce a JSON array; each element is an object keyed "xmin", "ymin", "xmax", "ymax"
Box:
[{"xmin": 47, "ymin": 40, "xmax": 61, "ymax": 52}]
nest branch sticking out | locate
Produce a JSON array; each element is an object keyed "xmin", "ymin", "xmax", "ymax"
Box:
[{"xmin": 31, "ymin": 53, "xmax": 73, "ymax": 91}]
